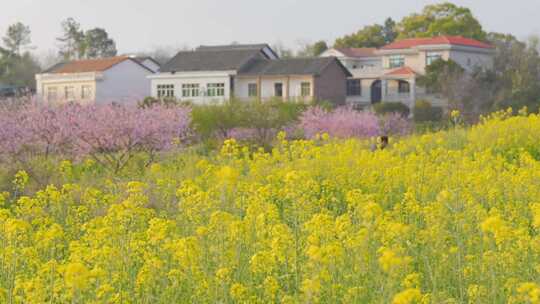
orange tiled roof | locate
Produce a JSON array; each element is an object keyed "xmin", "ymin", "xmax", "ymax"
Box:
[
  {"xmin": 382, "ymin": 36, "xmax": 493, "ymax": 50},
  {"xmin": 334, "ymin": 47, "xmax": 377, "ymax": 58},
  {"xmin": 50, "ymin": 56, "xmax": 131, "ymax": 74},
  {"xmin": 385, "ymin": 66, "xmax": 417, "ymax": 76}
]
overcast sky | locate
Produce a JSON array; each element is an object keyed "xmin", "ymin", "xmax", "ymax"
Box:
[{"xmin": 1, "ymin": 0, "xmax": 540, "ymax": 56}]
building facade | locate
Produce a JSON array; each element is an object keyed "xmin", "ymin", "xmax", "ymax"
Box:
[
  {"xmin": 36, "ymin": 56, "xmax": 156, "ymax": 104},
  {"xmin": 320, "ymin": 36, "xmax": 495, "ymax": 109},
  {"xmin": 149, "ymin": 44, "xmax": 351, "ymax": 105}
]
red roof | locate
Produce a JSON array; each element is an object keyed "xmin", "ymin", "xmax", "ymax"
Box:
[
  {"xmin": 50, "ymin": 56, "xmax": 131, "ymax": 74},
  {"xmin": 385, "ymin": 66, "xmax": 417, "ymax": 76},
  {"xmin": 382, "ymin": 36, "xmax": 493, "ymax": 50},
  {"xmin": 334, "ymin": 47, "xmax": 377, "ymax": 58}
]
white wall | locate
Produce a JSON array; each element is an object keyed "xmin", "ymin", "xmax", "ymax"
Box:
[
  {"xmin": 149, "ymin": 71, "xmax": 233, "ymax": 104},
  {"xmin": 380, "ymin": 47, "xmax": 494, "ymax": 74},
  {"xmin": 96, "ymin": 60, "xmax": 153, "ymax": 104},
  {"xmin": 236, "ymin": 75, "xmax": 313, "ymax": 101},
  {"xmin": 35, "ymin": 73, "xmax": 98, "ymax": 104},
  {"xmin": 346, "ymin": 78, "xmax": 378, "ymax": 104}
]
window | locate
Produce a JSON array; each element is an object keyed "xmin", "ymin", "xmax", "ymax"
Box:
[
  {"xmin": 346, "ymin": 79, "xmax": 362, "ymax": 96},
  {"xmin": 426, "ymin": 52, "xmax": 443, "ymax": 66},
  {"xmin": 47, "ymin": 87, "xmax": 58, "ymax": 101},
  {"xmin": 65, "ymin": 86, "xmax": 75, "ymax": 100},
  {"xmin": 182, "ymin": 84, "xmax": 199, "ymax": 97},
  {"xmin": 157, "ymin": 84, "xmax": 175, "ymax": 98},
  {"xmin": 274, "ymin": 83, "xmax": 283, "ymax": 97},
  {"xmin": 398, "ymin": 80, "xmax": 410, "ymax": 94},
  {"xmin": 248, "ymin": 83, "xmax": 258, "ymax": 97},
  {"xmin": 301, "ymin": 82, "xmax": 311, "ymax": 97},
  {"xmin": 207, "ymin": 83, "xmax": 225, "ymax": 97},
  {"xmin": 81, "ymin": 85, "xmax": 93, "ymax": 99},
  {"xmin": 389, "ymin": 55, "xmax": 405, "ymax": 68}
]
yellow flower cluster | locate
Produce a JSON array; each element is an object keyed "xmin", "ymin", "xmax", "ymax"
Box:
[{"xmin": 1, "ymin": 111, "xmax": 540, "ymax": 303}]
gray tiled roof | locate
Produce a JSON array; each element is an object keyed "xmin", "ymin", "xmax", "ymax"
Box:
[
  {"xmin": 160, "ymin": 49, "xmax": 262, "ymax": 73},
  {"xmin": 239, "ymin": 57, "xmax": 352, "ymax": 77},
  {"xmin": 197, "ymin": 44, "xmax": 271, "ymax": 52}
]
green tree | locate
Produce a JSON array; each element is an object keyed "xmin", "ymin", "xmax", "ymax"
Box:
[
  {"xmin": 297, "ymin": 40, "xmax": 328, "ymax": 57},
  {"xmin": 0, "ymin": 46, "xmax": 10, "ymax": 78},
  {"xmin": 334, "ymin": 24, "xmax": 386, "ymax": 48},
  {"xmin": 57, "ymin": 18, "xmax": 86, "ymax": 60},
  {"xmin": 0, "ymin": 51, "xmax": 41, "ymax": 89},
  {"xmin": 5, "ymin": 52, "xmax": 41, "ymax": 88},
  {"xmin": 417, "ymin": 59, "xmax": 469, "ymax": 111},
  {"xmin": 417, "ymin": 59, "xmax": 465, "ymax": 94},
  {"xmin": 1, "ymin": 24, "xmax": 40, "ymax": 89},
  {"xmin": 487, "ymin": 33, "xmax": 540, "ymax": 112},
  {"xmin": 312, "ymin": 40, "xmax": 328, "ymax": 56},
  {"xmin": 84, "ymin": 28, "xmax": 117, "ymax": 58},
  {"xmin": 382, "ymin": 18, "xmax": 398, "ymax": 44},
  {"xmin": 397, "ymin": 2, "xmax": 486, "ymax": 40},
  {"xmin": 2, "ymin": 22, "xmax": 32, "ymax": 56}
]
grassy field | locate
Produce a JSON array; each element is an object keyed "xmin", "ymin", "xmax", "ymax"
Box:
[{"xmin": 2, "ymin": 110, "xmax": 540, "ymax": 303}]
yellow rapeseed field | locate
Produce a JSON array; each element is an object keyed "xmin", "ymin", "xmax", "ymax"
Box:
[{"xmin": 2, "ymin": 109, "xmax": 540, "ymax": 303}]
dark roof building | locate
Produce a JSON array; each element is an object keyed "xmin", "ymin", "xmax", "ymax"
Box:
[
  {"xmin": 150, "ymin": 43, "xmax": 351, "ymax": 105},
  {"xmin": 160, "ymin": 49, "xmax": 264, "ymax": 72},
  {"xmin": 159, "ymin": 43, "xmax": 278, "ymax": 73},
  {"xmin": 239, "ymin": 57, "xmax": 351, "ymax": 77}
]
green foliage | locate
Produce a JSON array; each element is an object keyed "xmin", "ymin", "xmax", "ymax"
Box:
[
  {"xmin": 0, "ymin": 52, "xmax": 41, "ymax": 88},
  {"xmin": 334, "ymin": 2, "xmax": 486, "ymax": 48},
  {"xmin": 56, "ymin": 18, "xmax": 117, "ymax": 60},
  {"xmin": 191, "ymin": 99, "xmax": 307, "ymax": 147},
  {"xmin": 297, "ymin": 40, "xmax": 328, "ymax": 57},
  {"xmin": 397, "ymin": 2, "xmax": 486, "ymax": 40},
  {"xmin": 57, "ymin": 18, "xmax": 86, "ymax": 60},
  {"xmin": 2, "ymin": 22, "xmax": 31, "ymax": 56},
  {"xmin": 334, "ymin": 18, "xmax": 398, "ymax": 48},
  {"xmin": 138, "ymin": 96, "xmax": 182, "ymax": 109},
  {"xmin": 191, "ymin": 100, "xmax": 245, "ymax": 140},
  {"xmin": 242, "ymin": 99, "xmax": 307, "ymax": 144},
  {"xmin": 334, "ymin": 24, "xmax": 387, "ymax": 48},
  {"xmin": 413, "ymin": 100, "xmax": 443, "ymax": 122},
  {"xmin": 312, "ymin": 41, "xmax": 329, "ymax": 56},
  {"xmin": 382, "ymin": 18, "xmax": 398, "ymax": 44},
  {"xmin": 373, "ymin": 102, "xmax": 410, "ymax": 117},
  {"xmin": 84, "ymin": 28, "xmax": 117, "ymax": 58},
  {"xmin": 0, "ymin": 22, "xmax": 40, "ymax": 89},
  {"xmin": 417, "ymin": 58, "xmax": 465, "ymax": 94},
  {"xmin": 487, "ymin": 33, "xmax": 540, "ymax": 113}
]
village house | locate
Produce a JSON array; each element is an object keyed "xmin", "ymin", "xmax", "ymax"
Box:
[
  {"xmin": 320, "ymin": 36, "xmax": 495, "ymax": 109},
  {"xmin": 36, "ymin": 56, "xmax": 157, "ymax": 104},
  {"xmin": 149, "ymin": 44, "xmax": 351, "ymax": 105}
]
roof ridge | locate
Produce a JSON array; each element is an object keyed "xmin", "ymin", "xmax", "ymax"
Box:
[
  {"xmin": 68, "ymin": 55, "xmax": 129, "ymax": 62},
  {"xmin": 45, "ymin": 56, "xmax": 134, "ymax": 74},
  {"xmin": 382, "ymin": 35, "xmax": 492, "ymax": 50}
]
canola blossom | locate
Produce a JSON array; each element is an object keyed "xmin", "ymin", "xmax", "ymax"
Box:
[{"xmin": 1, "ymin": 110, "xmax": 540, "ymax": 303}]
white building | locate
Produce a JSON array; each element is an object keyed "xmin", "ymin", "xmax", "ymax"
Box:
[
  {"xmin": 320, "ymin": 35, "xmax": 495, "ymax": 109},
  {"xmin": 36, "ymin": 56, "xmax": 156, "ymax": 104},
  {"xmin": 149, "ymin": 44, "xmax": 351, "ymax": 105}
]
